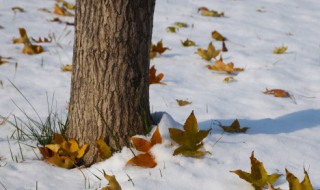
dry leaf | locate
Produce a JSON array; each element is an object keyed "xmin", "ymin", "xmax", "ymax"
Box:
[
  {"xmin": 196, "ymin": 42, "xmax": 220, "ymax": 61},
  {"xmin": 61, "ymin": 65, "xmax": 72, "ymax": 72},
  {"xmin": 54, "ymin": 4, "xmax": 74, "ymax": 16},
  {"xmin": 219, "ymin": 119, "xmax": 249, "ymax": 133},
  {"xmin": 176, "ymin": 99, "xmax": 192, "ymax": 106},
  {"xmin": 0, "ymin": 56, "xmax": 12, "ymax": 65},
  {"xmin": 174, "ymin": 22, "xmax": 188, "ymax": 28},
  {"xmin": 231, "ymin": 151, "xmax": 282, "ymax": 190},
  {"xmin": 12, "ymin": 7, "xmax": 25, "ymax": 13},
  {"xmin": 212, "ymin": 30, "xmax": 227, "ymax": 41},
  {"xmin": 268, "ymin": 183, "xmax": 281, "ymax": 190},
  {"xmin": 222, "ymin": 41, "xmax": 228, "ymax": 52},
  {"xmin": 12, "ymin": 28, "xmax": 29, "ymax": 44},
  {"xmin": 169, "ymin": 111, "xmax": 211, "ymax": 157},
  {"xmin": 102, "ymin": 171, "xmax": 122, "ymax": 190},
  {"xmin": 198, "ymin": 7, "xmax": 224, "ymax": 17},
  {"xmin": 149, "ymin": 65, "xmax": 165, "ymax": 85},
  {"xmin": 273, "ymin": 45, "xmax": 288, "ymax": 54},
  {"xmin": 285, "ymin": 169, "xmax": 314, "ymax": 190},
  {"xmin": 181, "ymin": 39, "xmax": 196, "ymax": 47},
  {"xmin": 13, "ymin": 28, "xmax": 44, "ymax": 55},
  {"xmin": 223, "ymin": 76, "xmax": 235, "ymax": 83},
  {"xmin": 150, "ymin": 40, "xmax": 169, "ymax": 59},
  {"xmin": 207, "ymin": 56, "xmax": 244, "ymax": 74},
  {"xmin": 167, "ymin": 26, "xmax": 178, "ymax": 33},
  {"xmin": 126, "ymin": 126, "xmax": 162, "ymax": 168},
  {"xmin": 96, "ymin": 138, "xmax": 112, "ymax": 160},
  {"xmin": 263, "ymin": 89, "xmax": 290, "ymax": 98}
]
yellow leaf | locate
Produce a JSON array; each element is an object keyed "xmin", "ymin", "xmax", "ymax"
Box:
[
  {"xmin": 285, "ymin": 169, "xmax": 314, "ymax": 190},
  {"xmin": 96, "ymin": 138, "xmax": 112, "ymax": 160},
  {"xmin": 47, "ymin": 155, "xmax": 74, "ymax": 169},
  {"xmin": 197, "ymin": 42, "xmax": 220, "ymax": 61},
  {"xmin": 198, "ymin": 7, "xmax": 224, "ymax": 17},
  {"xmin": 273, "ymin": 45, "xmax": 287, "ymax": 54},
  {"xmin": 223, "ymin": 76, "xmax": 235, "ymax": 83},
  {"xmin": 181, "ymin": 39, "xmax": 196, "ymax": 47},
  {"xmin": 102, "ymin": 171, "xmax": 122, "ymax": 190},
  {"xmin": 167, "ymin": 26, "xmax": 178, "ymax": 33},
  {"xmin": 45, "ymin": 144, "xmax": 61, "ymax": 153},
  {"xmin": 207, "ymin": 56, "xmax": 244, "ymax": 74},
  {"xmin": 12, "ymin": 28, "xmax": 30, "ymax": 44},
  {"xmin": 231, "ymin": 152, "xmax": 282, "ymax": 190},
  {"xmin": 212, "ymin": 30, "xmax": 227, "ymax": 41},
  {"xmin": 169, "ymin": 111, "xmax": 210, "ymax": 157},
  {"xmin": 22, "ymin": 44, "xmax": 44, "ymax": 55},
  {"xmin": 77, "ymin": 144, "xmax": 88, "ymax": 159},
  {"xmin": 61, "ymin": 65, "xmax": 72, "ymax": 72},
  {"xmin": 54, "ymin": 4, "xmax": 74, "ymax": 16}
]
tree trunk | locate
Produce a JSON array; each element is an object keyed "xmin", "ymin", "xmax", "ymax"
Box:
[{"xmin": 67, "ymin": 0, "xmax": 156, "ymax": 166}]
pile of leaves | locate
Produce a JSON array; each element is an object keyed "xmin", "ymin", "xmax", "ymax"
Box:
[{"xmin": 38, "ymin": 133, "xmax": 88, "ymax": 169}]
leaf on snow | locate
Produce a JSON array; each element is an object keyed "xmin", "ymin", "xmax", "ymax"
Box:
[
  {"xmin": 196, "ymin": 42, "xmax": 220, "ymax": 61},
  {"xmin": 169, "ymin": 111, "xmax": 211, "ymax": 157},
  {"xmin": 181, "ymin": 39, "xmax": 196, "ymax": 47},
  {"xmin": 102, "ymin": 170, "xmax": 122, "ymax": 190},
  {"xmin": 149, "ymin": 65, "xmax": 165, "ymax": 85},
  {"xmin": 126, "ymin": 126, "xmax": 162, "ymax": 168},
  {"xmin": 273, "ymin": 45, "xmax": 288, "ymax": 54},
  {"xmin": 231, "ymin": 151, "xmax": 282, "ymax": 190},
  {"xmin": 285, "ymin": 169, "xmax": 314, "ymax": 190},
  {"xmin": 53, "ymin": 4, "xmax": 74, "ymax": 16},
  {"xmin": 263, "ymin": 88, "xmax": 290, "ymax": 98},
  {"xmin": 207, "ymin": 56, "xmax": 244, "ymax": 74},
  {"xmin": 61, "ymin": 65, "xmax": 72, "ymax": 72},
  {"xmin": 167, "ymin": 26, "xmax": 178, "ymax": 33},
  {"xmin": 176, "ymin": 99, "xmax": 192, "ymax": 106},
  {"xmin": 150, "ymin": 40, "xmax": 169, "ymax": 59},
  {"xmin": 174, "ymin": 22, "xmax": 188, "ymax": 28},
  {"xmin": 13, "ymin": 28, "xmax": 44, "ymax": 55},
  {"xmin": 219, "ymin": 119, "xmax": 249, "ymax": 133},
  {"xmin": 198, "ymin": 7, "xmax": 224, "ymax": 17},
  {"xmin": 212, "ymin": 30, "xmax": 227, "ymax": 41}
]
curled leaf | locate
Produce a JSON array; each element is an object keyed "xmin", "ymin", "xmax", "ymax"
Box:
[
  {"xmin": 181, "ymin": 39, "xmax": 196, "ymax": 47},
  {"xmin": 273, "ymin": 45, "xmax": 287, "ymax": 54},
  {"xmin": 212, "ymin": 30, "xmax": 227, "ymax": 41},
  {"xmin": 263, "ymin": 89, "xmax": 290, "ymax": 98},
  {"xmin": 102, "ymin": 171, "xmax": 122, "ymax": 190},
  {"xmin": 176, "ymin": 99, "xmax": 192, "ymax": 106},
  {"xmin": 149, "ymin": 65, "xmax": 165, "ymax": 85}
]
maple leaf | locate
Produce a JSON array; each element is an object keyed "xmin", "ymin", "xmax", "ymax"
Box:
[
  {"xmin": 13, "ymin": 28, "xmax": 44, "ymax": 55},
  {"xmin": 101, "ymin": 170, "xmax": 122, "ymax": 190},
  {"xmin": 126, "ymin": 126, "xmax": 162, "ymax": 168},
  {"xmin": 207, "ymin": 56, "xmax": 244, "ymax": 74},
  {"xmin": 169, "ymin": 111, "xmax": 211, "ymax": 157},
  {"xmin": 196, "ymin": 42, "xmax": 221, "ymax": 61},
  {"xmin": 212, "ymin": 30, "xmax": 227, "ymax": 41},
  {"xmin": 263, "ymin": 89, "xmax": 290, "ymax": 98},
  {"xmin": 149, "ymin": 65, "xmax": 165, "ymax": 85},
  {"xmin": 285, "ymin": 169, "xmax": 314, "ymax": 190},
  {"xmin": 150, "ymin": 40, "xmax": 169, "ymax": 59},
  {"xmin": 176, "ymin": 99, "xmax": 192, "ymax": 106},
  {"xmin": 181, "ymin": 39, "xmax": 196, "ymax": 47},
  {"xmin": 231, "ymin": 151, "xmax": 282, "ymax": 190},
  {"xmin": 273, "ymin": 45, "xmax": 287, "ymax": 54},
  {"xmin": 219, "ymin": 119, "xmax": 249, "ymax": 133},
  {"xmin": 96, "ymin": 138, "xmax": 112, "ymax": 160}
]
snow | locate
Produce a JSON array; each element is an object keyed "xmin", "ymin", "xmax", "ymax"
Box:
[{"xmin": 1, "ymin": 0, "xmax": 320, "ymax": 189}]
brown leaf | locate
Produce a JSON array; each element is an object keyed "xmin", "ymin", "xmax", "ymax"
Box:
[
  {"xmin": 12, "ymin": 28, "xmax": 29, "ymax": 44},
  {"xmin": 263, "ymin": 89, "xmax": 290, "ymax": 98},
  {"xmin": 126, "ymin": 152, "xmax": 157, "ymax": 168},
  {"xmin": 212, "ymin": 30, "xmax": 227, "ymax": 41},
  {"xmin": 207, "ymin": 56, "xmax": 244, "ymax": 74},
  {"xmin": 102, "ymin": 171, "xmax": 122, "ymax": 190},
  {"xmin": 196, "ymin": 42, "xmax": 220, "ymax": 61},
  {"xmin": 150, "ymin": 40, "xmax": 169, "ymax": 59},
  {"xmin": 176, "ymin": 99, "xmax": 192, "ymax": 106},
  {"xmin": 149, "ymin": 65, "xmax": 165, "ymax": 85},
  {"xmin": 222, "ymin": 41, "xmax": 228, "ymax": 52},
  {"xmin": 219, "ymin": 119, "xmax": 249, "ymax": 133}
]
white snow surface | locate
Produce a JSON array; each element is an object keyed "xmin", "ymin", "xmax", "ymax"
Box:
[{"xmin": 1, "ymin": 0, "xmax": 320, "ymax": 189}]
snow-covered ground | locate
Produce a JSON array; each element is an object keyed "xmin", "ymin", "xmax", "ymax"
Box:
[{"xmin": 1, "ymin": 0, "xmax": 320, "ymax": 189}]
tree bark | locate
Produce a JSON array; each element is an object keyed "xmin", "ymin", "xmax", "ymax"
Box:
[{"xmin": 67, "ymin": 0, "xmax": 156, "ymax": 166}]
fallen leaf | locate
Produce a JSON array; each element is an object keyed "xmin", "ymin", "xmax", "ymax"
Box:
[
  {"xmin": 273, "ymin": 45, "xmax": 288, "ymax": 54},
  {"xmin": 61, "ymin": 65, "xmax": 72, "ymax": 72},
  {"xmin": 149, "ymin": 65, "xmax": 165, "ymax": 85},
  {"xmin": 223, "ymin": 76, "xmax": 235, "ymax": 83},
  {"xmin": 181, "ymin": 39, "xmax": 196, "ymax": 47},
  {"xmin": 231, "ymin": 151, "xmax": 282, "ymax": 190},
  {"xmin": 150, "ymin": 40, "xmax": 169, "ymax": 59},
  {"xmin": 263, "ymin": 89, "xmax": 290, "ymax": 98},
  {"xmin": 126, "ymin": 126, "xmax": 162, "ymax": 168},
  {"xmin": 285, "ymin": 169, "xmax": 314, "ymax": 190},
  {"xmin": 169, "ymin": 111, "xmax": 211, "ymax": 157},
  {"xmin": 167, "ymin": 26, "xmax": 178, "ymax": 33},
  {"xmin": 219, "ymin": 119, "xmax": 249, "ymax": 133},
  {"xmin": 198, "ymin": 7, "xmax": 224, "ymax": 17},
  {"xmin": 207, "ymin": 56, "xmax": 244, "ymax": 74},
  {"xmin": 196, "ymin": 42, "xmax": 220, "ymax": 61},
  {"xmin": 212, "ymin": 30, "xmax": 227, "ymax": 41},
  {"xmin": 102, "ymin": 171, "xmax": 122, "ymax": 190},
  {"xmin": 176, "ymin": 99, "xmax": 192, "ymax": 106},
  {"xmin": 0, "ymin": 56, "xmax": 12, "ymax": 65},
  {"xmin": 12, "ymin": 28, "xmax": 29, "ymax": 44},
  {"xmin": 12, "ymin": 7, "xmax": 25, "ymax": 13},
  {"xmin": 54, "ymin": 4, "xmax": 74, "ymax": 16},
  {"xmin": 13, "ymin": 28, "xmax": 44, "ymax": 55},
  {"xmin": 174, "ymin": 22, "xmax": 188, "ymax": 28},
  {"xmin": 96, "ymin": 138, "xmax": 112, "ymax": 160}
]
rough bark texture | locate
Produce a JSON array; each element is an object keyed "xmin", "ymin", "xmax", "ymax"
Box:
[{"xmin": 67, "ymin": 0, "xmax": 156, "ymax": 165}]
